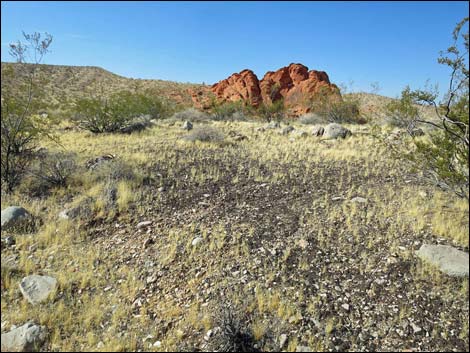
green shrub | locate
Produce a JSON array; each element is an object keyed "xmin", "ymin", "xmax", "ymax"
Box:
[
  {"xmin": 257, "ymin": 99, "xmax": 285, "ymax": 122},
  {"xmin": 72, "ymin": 91, "xmax": 164, "ymax": 133}
]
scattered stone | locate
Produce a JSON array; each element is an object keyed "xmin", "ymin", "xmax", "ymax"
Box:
[
  {"xmin": 1, "ymin": 206, "xmax": 31, "ymax": 231},
  {"xmin": 323, "ymin": 123, "xmax": 352, "ymax": 139},
  {"xmin": 1, "ymin": 322, "xmax": 47, "ymax": 352},
  {"xmin": 279, "ymin": 334, "xmax": 288, "ymax": 349},
  {"xmin": 331, "ymin": 196, "xmax": 345, "ymax": 201},
  {"xmin": 416, "ymin": 244, "xmax": 469, "ymax": 277},
  {"xmin": 1, "ymin": 235, "xmax": 16, "ymax": 248},
  {"xmin": 255, "ymin": 127, "xmax": 265, "ymax": 132},
  {"xmin": 311, "ymin": 126, "xmax": 325, "ymax": 137},
  {"xmin": 153, "ymin": 341, "xmax": 162, "ymax": 348},
  {"xmin": 266, "ymin": 121, "xmax": 280, "ymax": 129},
  {"xmin": 410, "ymin": 322, "xmax": 422, "ymax": 334},
  {"xmin": 351, "ymin": 196, "xmax": 368, "ymax": 203},
  {"xmin": 192, "ymin": 237, "xmax": 203, "ymax": 247},
  {"xmin": 182, "ymin": 121, "xmax": 193, "ymax": 131},
  {"xmin": 296, "ymin": 346, "xmax": 313, "ymax": 352},
  {"xmin": 97, "ymin": 341, "xmax": 104, "ymax": 349},
  {"xmin": 341, "ymin": 303, "xmax": 350, "ymax": 311},
  {"xmin": 19, "ymin": 275, "xmax": 57, "ymax": 305},
  {"xmin": 280, "ymin": 126, "xmax": 295, "ymax": 135},
  {"xmin": 137, "ymin": 221, "xmax": 152, "ymax": 229}
]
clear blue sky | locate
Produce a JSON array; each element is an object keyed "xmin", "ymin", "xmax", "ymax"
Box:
[{"xmin": 1, "ymin": 1, "xmax": 468, "ymax": 98}]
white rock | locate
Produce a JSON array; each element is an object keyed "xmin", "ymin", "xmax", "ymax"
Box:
[
  {"xmin": 416, "ymin": 244, "xmax": 469, "ymax": 277},
  {"xmin": 279, "ymin": 334, "xmax": 288, "ymax": 349},
  {"xmin": 137, "ymin": 221, "xmax": 152, "ymax": 229},
  {"xmin": 19, "ymin": 275, "xmax": 57, "ymax": 305},
  {"xmin": 192, "ymin": 237, "xmax": 203, "ymax": 246},
  {"xmin": 1, "ymin": 322, "xmax": 47, "ymax": 352}
]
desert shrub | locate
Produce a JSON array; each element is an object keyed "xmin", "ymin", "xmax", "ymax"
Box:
[
  {"xmin": 314, "ymin": 99, "xmax": 363, "ymax": 124},
  {"xmin": 384, "ymin": 87, "xmax": 419, "ymax": 128},
  {"xmin": 170, "ymin": 108, "xmax": 209, "ymax": 122},
  {"xmin": 17, "ymin": 151, "xmax": 80, "ymax": 197},
  {"xmin": 72, "ymin": 91, "xmax": 164, "ymax": 133},
  {"xmin": 298, "ymin": 112, "xmax": 325, "ymax": 125},
  {"xmin": 182, "ymin": 126, "xmax": 224, "ymax": 142},
  {"xmin": 90, "ymin": 159, "xmax": 138, "ymax": 183},
  {"xmin": 119, "ymin": 114, "xmax": 153, "ymax": 134},
  {"xmin": 208, "ymin": 302, "xmax": 258, "ymax": 352},
  {"xmin": 257, "ymin": 99, "xmax": 285, "ymax": 122},
  {"xmin": 211, "ymin": 100, "xmax": 251, "ymax": 121},
  {"xmin": 1, "ymin": 32, "xmax": 55, "ymax": 192},
  {"xmin": 381, "ymin": 17, "xmax": 469, "ymax": 201}
]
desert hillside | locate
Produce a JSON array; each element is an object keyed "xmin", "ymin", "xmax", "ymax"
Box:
[{"xmin": 1, "ymin": 62, "xmax": 203, "ymax": 110}]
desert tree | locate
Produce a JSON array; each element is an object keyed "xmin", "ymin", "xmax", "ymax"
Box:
[
  {"xmin": 1, "ymin": 31, "xmax": 54, "ymax": 191},
  {"xmin": 385, "ymin": 17, "xmax": 469, "ymax": 201}
]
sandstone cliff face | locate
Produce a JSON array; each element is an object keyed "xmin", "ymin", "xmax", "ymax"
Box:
[{"xmin": 190, "ymin": 63, "xmax": 341, "ymax": 116}]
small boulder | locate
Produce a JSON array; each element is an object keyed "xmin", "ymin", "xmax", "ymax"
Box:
[
  {"xmin": 1, "ymin": 322, "xmax": 47, "ymax": 352},
  {"xmin": 182, "ymin": 121, "xmax": 193, "ymax": 131},
  {"xmin": 294, "ymin": 130, "xmax": 308, "ymax": 138},
  {"xmin": 410, "ymin": 127, "xmax": 425, "ymax": 137},
  {"xmin": 323, "ymin": 123, "xmax": 352, "ymax": 139},
  {"xmin": 280, "ymin": 126, "xmax": 295, "ymax": 135},
  {"xmin": 1, "ymin": 206, "xmax": 31, "ymax": 231},
  {"xmin": 311, "ymin": 126, "xmax": 325, "ymax": 137},
  {"xmin": 19, "ymin": 275, "xmax": 57, "ymax": 305},
  {"xmin": 416, "ymin": 244, "xmax": 469, "ymax": 277}
]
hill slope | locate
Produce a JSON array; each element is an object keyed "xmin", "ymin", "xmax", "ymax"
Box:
[{"xmin": 1, "ymin": 62, "xmax": 204, "ymax": 109}]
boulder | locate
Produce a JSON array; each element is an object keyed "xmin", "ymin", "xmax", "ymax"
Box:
[
  {"xmin": 19, "ymin": 275, "xmax": 57, "ymax": 305},
  {"xmin": 323, "ymin": 123, "xmax": 352, "ymax": 139},
  {"xmin": 1, "ymin": 206, "xmax": 31, "ymax": 231},
  {"xmin": 182, "ymin": 120, "xmax": 193, "ymax": 131},
  {"xmin": 280, "ymin": 126, "xmax": 295, "ymax": 135},
  {"xmin": 416, "ymin": 244, "xmax": 469, "ymax": 277},
  {"xmin": 266, "ymin": 121, "xmax": 281, "ymax": 129},
  {"xmin": 1, "ymin": 322, "xmax": 47, "ymax": 352},
  {"xmin": 311, "ymin": 126, "xmax": 325, "ymax": 137}
]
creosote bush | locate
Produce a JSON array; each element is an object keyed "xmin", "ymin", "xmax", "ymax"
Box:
[{"xmin": 72, "ymin": 91, "xmax": 165, "ymax": 133}]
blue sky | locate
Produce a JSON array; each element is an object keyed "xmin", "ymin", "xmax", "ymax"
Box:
[{"xmin": 1, "ymin": 1, "xmax": 468, "ymax": 98}]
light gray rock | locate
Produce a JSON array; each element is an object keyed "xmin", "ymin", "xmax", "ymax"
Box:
[
  {"xmin": 416, "ymin": 244, "xmax": 469, "ymax": 277},
  {"xmin": 192, "ymin": 237, "xmax": 203, "ymax": 246},
  {"xmin": 1, "ymin": 322, "xmax": 47, "ymax": 352},
  {"xmin": 182, "ymin": 121, "xmax": 193, "ymax": 131},
  {"xmin": 323, "ymin": 123, "xmax": 352, "ymax": 139},
  {"xmin": 311, "ymin": 125, "xmax": 325, "ymax": 137},
  {"xmin": 137, "ymin": 221, "xmax": 152, "ymax": 229},
  {"xmin": 1, "ymin": 206, "xmax": 31, "ymax": 230},
  {"xmin": 279, "ymin": 334, "xmax": 288, "ymax": 349},
  {"xmin": 351, "ymin": 196, "xmax": 368, "ymax": 203},
  {"xmin": 19, "ymin": 275, "xmax": 57, "ymax": 305},
  {"xmin": 266, "ymin": 121, "xmax": 280, "ymax": 129},
  {"xmin": 280, "ymin": 126, "xmax": 295, "ymax": 135},
  {"xmin": 296, "ymin": 346, "xmax": 313, "ymax": 352}
]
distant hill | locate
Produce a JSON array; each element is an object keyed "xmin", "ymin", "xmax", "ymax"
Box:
[{"xmin": 1, "ymin": 62, "xmax": 204, "ymax": 111}]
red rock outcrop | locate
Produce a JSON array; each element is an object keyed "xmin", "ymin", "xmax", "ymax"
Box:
[{"xmin": 190, "ymin": 63, "xmax": 341, "ymax": 116}]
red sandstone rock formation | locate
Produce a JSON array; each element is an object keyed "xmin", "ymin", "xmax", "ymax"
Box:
[{"xmin": 190, "ymin": 63, "xmax": 341, "ymax": 116}]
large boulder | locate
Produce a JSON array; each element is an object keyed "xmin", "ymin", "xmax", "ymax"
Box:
[
  {"xmin": 1, "ymin": 206, "xmax": 31, "ymax": 231},
  {"xmin": 19, "ymin": 275, "xmax": 57, "ymax": 305},
  {"xmin": 416, "ymin": 244, "xmax": 469, "ymax": 277},
  {"xmin": 323, "ymin": 123, "xmax": 352, "ymax": 139},
  {"xmin": 1, "ymin": 322, "xmax": 47, "ymax": 352}
]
